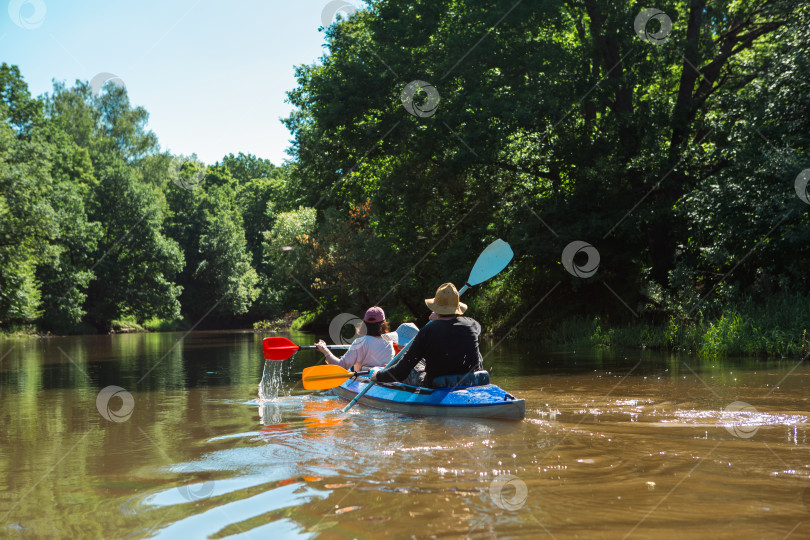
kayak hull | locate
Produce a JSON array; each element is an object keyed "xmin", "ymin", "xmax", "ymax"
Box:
[{"xmin": 331, "ymin": 378, "xmax": 525, "ymax": 421}]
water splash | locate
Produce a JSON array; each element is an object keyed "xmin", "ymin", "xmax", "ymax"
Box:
[{"xmin": 258, "ymin": 359, "xmax": 292, "ymax": 401}]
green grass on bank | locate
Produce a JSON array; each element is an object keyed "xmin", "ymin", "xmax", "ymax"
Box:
[
  {"xmin": 110, "ymin": 316, "xmax": 188, "ymax": 333},
  {"xmin": 287, "ymin": 293, "xmax": 810, "ymax": 358},
  {"xmin": 287, "ymin": 291, "xmax": 809, "ymax": 359},
  {"xmin": 290, "ymin": 311, "xmax": 318, "ymax": 331},
  {"xmin": 0, "ymin": 324, "xmax": 41, "ymax": 337},
  {"xmin": 541, "ymin": 293, "xmax": 810, "ymax": 358}
]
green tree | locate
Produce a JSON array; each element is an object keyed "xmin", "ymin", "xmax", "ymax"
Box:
[
  {"xmin": 35, "ymin": 130, "xmax": 102, "ymax": 331},
  {"xmin": 195, "ymin": 208, "xmax": 259, "ymax": 316},
  {"xmin": 0, "ymin": 65, "xmax": 101, "ymax": 329},
  {"xmin": 0, "ymin": 118, "xmax": 48, "ymax": 322},
  {"xmin": 215, "ymin": 153, "xmax": 288, "ymax": 269},
  {"xmin": 259, "ymin": 206, "xmax": 317, "ymax": 313},
  {"xmin": 218, "ymin": 152, "xmax": 278, "ymax": 184},
  {"xmin": 84, "ymin": 159, "xmax": 183, "ymax": 330},
  {"xmin": 165, "ymin": 160, "xmax": 260, "ymax": 322}
]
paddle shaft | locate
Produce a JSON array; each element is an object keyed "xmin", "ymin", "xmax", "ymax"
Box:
[
  {"xmin": 298, "ymin": 345, "xmax": 351, "ymax": 351},
  {"xmin": 305, "ymin": 370, "xmax": 369, "ymax": 382}
]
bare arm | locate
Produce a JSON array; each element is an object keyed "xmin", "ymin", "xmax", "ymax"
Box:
[
  {"xmin": 317, "ymin": 339, "xmax": 362, "ymax": 370},
  {"xmin": 315, "ymin": 339, "xmax": 342, "ymax": 365}
]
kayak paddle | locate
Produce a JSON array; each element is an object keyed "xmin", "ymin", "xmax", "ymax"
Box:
[
  {"xmin": 262, "ymin": 336, "xmax": 350, "ymax": 361},
  {"xmin": 459, "ymin": 238, "xmax": 514, "ymax": 294},
  {"xmin": 341, "ymin": 238, "xmax": 514, "ymax": 413},
  {"xmin": 302, "ymin": 365, "xmax": 369, "ymax": 390}
]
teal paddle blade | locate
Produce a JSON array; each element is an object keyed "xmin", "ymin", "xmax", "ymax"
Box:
[{"xmin": 466, "ymin": 239, "xmax": 513, "ymax": 286}]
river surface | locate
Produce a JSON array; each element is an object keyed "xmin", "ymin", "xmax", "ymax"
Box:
[{"xmin": 0, "ymin": 330, "xmax": 807, "ymax": 539}]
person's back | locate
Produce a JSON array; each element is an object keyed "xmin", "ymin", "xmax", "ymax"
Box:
[
  {"xmin": 334, "ymin": 334, "xmax": 394, "ymax": 371},
  {"xmin": 374, "ymin": 315, "xmax": 482, "ymax": 386},
  {"xmin": 315, "ymin": 306, "xmax": 394, "ymax": 371}
]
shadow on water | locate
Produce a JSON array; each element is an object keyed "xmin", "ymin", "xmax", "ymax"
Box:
[{"xmin": 0, "ymin": 331, "xmax": 807, "ymax": 538}]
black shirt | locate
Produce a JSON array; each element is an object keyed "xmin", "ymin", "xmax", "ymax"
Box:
[{"xmin": 374, "ymin": 317, "xmax": 483, "ymax": 385}]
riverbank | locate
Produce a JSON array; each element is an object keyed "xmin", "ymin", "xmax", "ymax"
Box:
[
  {"xmin": 290, "ymin": 293, "xmax": 810, "ymax": 359},
  {"xmin": 538, "ymin": 294, "xmax": 810, "ymax": 358},
  {"xmin": 4, "ymin": 296, "xmax": 808, "ymax": 360},
  {"xmin": 0, "ymin": 313, "xmax": 300, "ymax": 338},
  {"xmin": 0, "ymin": 316, "xmax": 188, "ymax": 338}
]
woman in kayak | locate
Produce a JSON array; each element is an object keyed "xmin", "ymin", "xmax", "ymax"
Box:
[
  {"xmin": 371, "ymin": 283, "xmax": 483, "ymax": 387},
  {"xmin": 314, "ymin": 306, "xmax": 395, "ymax": 372}
]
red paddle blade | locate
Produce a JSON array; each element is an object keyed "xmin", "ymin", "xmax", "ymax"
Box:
[{"xmin": 262, "ymin": 336, "xmax": 300, "ymax": 361}]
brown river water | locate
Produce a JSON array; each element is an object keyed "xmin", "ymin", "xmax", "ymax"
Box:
[{"xmin": 0, "ymin": 330, "xmax": 807, "ymax": 539}]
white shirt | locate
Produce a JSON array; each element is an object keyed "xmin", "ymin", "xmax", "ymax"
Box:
[{"xmin": 336, "ymin": 335, "xmax": 395, "ymax": 371}]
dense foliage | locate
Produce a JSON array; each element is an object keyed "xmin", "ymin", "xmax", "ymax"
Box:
[
  {"xmin": 1, "ymin": 0, "xmax": 809, "ymax": 351},
  {"xmin": 283, "ymin": 0, "xmax": 810, "ymax": 345}
]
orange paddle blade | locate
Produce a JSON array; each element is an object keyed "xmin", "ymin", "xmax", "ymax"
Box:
[
  {"xmin": 302, "ymin": 365, "xmax": 354, "ymax": 391},
  {"xmin": 263, "ymin": 336, "xmax": 300, "ymax": 361}
]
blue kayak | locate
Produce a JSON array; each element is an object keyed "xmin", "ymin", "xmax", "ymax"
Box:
[{"xmin": 331, "ymin": 377, "xmax": 525, "ymax": 421}]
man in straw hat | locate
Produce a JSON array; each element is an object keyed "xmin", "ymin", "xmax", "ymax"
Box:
[{"xmin": 371, "ymin": 283, "xmax": 483, "ymax": 387}]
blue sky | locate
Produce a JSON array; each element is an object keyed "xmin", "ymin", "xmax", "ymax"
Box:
[{"xmin": 1, "ymin": 0, "xmax": 365, "ymax": 165}]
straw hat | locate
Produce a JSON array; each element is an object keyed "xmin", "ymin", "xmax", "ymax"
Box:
[{"xmin": 425, "ymin": 283, "xmax": 467, "ymax": 315}]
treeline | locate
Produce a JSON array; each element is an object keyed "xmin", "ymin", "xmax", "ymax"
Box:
[
  {"xmin": 0, "ymin": 64, "xmax": 311, "ymax": 332},
  {"xmin": 3, "ymin": 0, "xmax": 810, "ymax": 348}
]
